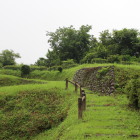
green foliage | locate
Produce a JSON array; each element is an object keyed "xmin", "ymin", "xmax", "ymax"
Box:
[
  {"xmin": 125, "ymin": 78, "xmax": 140, "ymax": 109},
  {"xmin": 62, "ymin": 59, "xmax": 77, "ymax": 68},
  {"xmin": 58, "ymin": 67, "xmax": 63, "ymax": 72},
  {"xmin": 0, "ymin": 74, "xmax": 46, "ymax": 87},
  {"xmin": 35, "ymin": 57, "xmax": 48, "ymax": 66},
  {"xmin": 107, "ymin": 55, "xmax": 120, "ymax": 63},
  {"xmin": 3, "ymin": 65, "xmax": 21, "ymax": 70},
  {"xmin": 0, "ymin": 87, "xmax": 73, "ymax": 139},
  {"xmin": 0, "ymin": 63, "xmax": 2, "ymax": 68},
  {"xmin": 114, "ymin": 66, "xmax": 140, "ymax": 95},
  {"xmin": 91, "ymin": 58, "xmax": 107, "ymax": 63},
  {"xmin": 35, "ymin": 94, "xmax": 140, "ymax": 140},
  {"xmin": 112, "ymin": 28, "xmax": 140, "ymax": 56},
  {"xmin": 46, "ymin": 25, "xmax": 92, "ymax": 64},
  {"xmin": 96, "ymin": 67, "xmax": 109, "ymax": 79},
  {"xmin": 81, "ymin": 52, "xmax": 98, "ymax": 63},
  {"xmin": 21, "ymin": 65, "xmax": 31, "ymax": 77},
  {"xmin": 0, "ymin": 69, "xmax": 21, "ymax": 77},
  {"xmin": 0, "ymin": 49, "xmax": 21, "ymax": 66}
]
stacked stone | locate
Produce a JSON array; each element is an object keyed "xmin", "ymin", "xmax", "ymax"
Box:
[{"xmin": 73, "ymin": 66, "xmax": 115, "ymax": 95}]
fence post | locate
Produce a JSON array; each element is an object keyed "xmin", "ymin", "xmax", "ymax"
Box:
[
  {"xmin": 78, "ymin": 97, "xmax": 82, "ymax": 119},
  {"xmin": 75, "ymin": 82, "xmax": 78, "ymax": 93},
  {"xmin": 65, "ymin": 78, "xmax": 68, "ymax": 90},
  {"xmin": 80, "ymin": 86, "xmax": 82, "ymax": 97},
  {"xmin": 82, "ymin": 90, "xmax": 86, "ymax": 111}
]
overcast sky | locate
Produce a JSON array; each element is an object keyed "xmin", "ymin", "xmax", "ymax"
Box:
[{"xmin": 0, "ymin": 0, "xmax": 140, "ymax": 64}]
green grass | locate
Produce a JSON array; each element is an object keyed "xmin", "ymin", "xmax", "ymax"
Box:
[
  {"xmin": 29, "ymin": 63, "xmax": 140, "ymax": 81},
  {"xmin": 0, "ymin": 81, "xmax": 77, "ymax": 140},
  {"xmin": 0, "ymin": 74, "xmax": 47, "ymax": 87},
  {"xmin": 1, "ymin": 63, "xmax": 140, "ymax": 81},
  {"xmin": 0, "ymin": 63, "xmax": 140, "ymax": 140},
  {"xmin": 34, "ymin": 92, "xmax": 140, "ymax": 140}
]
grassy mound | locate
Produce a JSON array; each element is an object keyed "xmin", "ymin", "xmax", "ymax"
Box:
[
  {"xmin": 0, "ymin": 84, "xmax": 75, "ymax": 140},
  {"xmin": 0, "ymin": 74, "xmax": 47, "ymax": 87}
]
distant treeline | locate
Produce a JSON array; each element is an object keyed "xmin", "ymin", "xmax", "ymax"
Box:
[
  {"xmin": 35, "ymin": 25, "xmax": 140, "ymax": 67},
  {"xmin": 0, "ymin": 25, "xmax": 140, "ymax": 68}
]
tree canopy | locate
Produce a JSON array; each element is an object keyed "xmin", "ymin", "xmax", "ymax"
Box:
[
  {"xmin": 35, "ymin": 26, "xmax": 140, "ymax": 66},
  {"xmin": 46, "ymin": 25, "xmax": 92, "ymax": 64},
  {"xmin": 0, "ymin": 49, "xmax": 21, "ymax": 66}
]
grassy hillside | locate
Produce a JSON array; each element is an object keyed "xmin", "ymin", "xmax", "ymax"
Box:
[
  {"xmin": 0, "ymin": 63, "xmax": 140, "ymax": 140},
  {"xmin": 0, "ymin": 81, "xmax": 76, "ymax": 140},
  {"xmin": 0, "ymin": 74, "xmax": 47, "ymax": 87}
]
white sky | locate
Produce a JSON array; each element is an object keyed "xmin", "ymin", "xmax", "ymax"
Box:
[{"xmin": 0, "ymin": 0, "xmax": 140, "ymax": 64}]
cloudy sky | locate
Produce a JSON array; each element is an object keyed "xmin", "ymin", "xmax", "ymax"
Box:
[{"xmin": 0, "ymin": 0, "xmax": 140, "ymax": 64}]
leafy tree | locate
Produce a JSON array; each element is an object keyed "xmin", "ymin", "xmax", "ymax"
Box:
[
  {"xmin": 99, "ymin": 30, "xmax": 112, "ymax": 46},
  {"xmin": 112, "ymin": 28, "xmax": 140, "ymax": 56},
  {"xmin": 35, "ymin": 57, "xmax": 47, "ymax": 66},
  {"xmin": 0, "ymin": 49, "xmax": 20, "ymax": 66},
  {"xmin": 46, "ymin": 49, "xmax": 61, "ymax": 67},
  {"xmin": 46, "ymin": 25, "xmax": 92, "ymax": 63}
]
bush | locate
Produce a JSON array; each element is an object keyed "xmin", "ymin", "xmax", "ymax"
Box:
[
  {"xmin": 107, "ymin": 55, "xmax": 120, "ymax": 63},
  {"xmin": 58, "ymin": 67, "xmax": 63, "ymax": 72},
  {"xmin": 21, "ymin": 65, "xmax": 31, "ymax": 77},
  {"xmin": 124, "ymin": 77, "xmax": 140, "ymax": 109},
  {"xmin": 81, "ymin": 52, "xmax": 98, "ymax": 63},
  {"xmin": 62, "ymin": 59, "xmax": 77, "ymax": 68},
  {"xmin": 91, "ymin": 58, "xmax": 107, "ymax": 63},
  {"xmin": 3, "ymin": 65, "xmax": 21, "ymax": 70}
]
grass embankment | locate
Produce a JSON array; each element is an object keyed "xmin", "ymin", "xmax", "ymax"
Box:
[
  {"xmin": 0, "ymin": 63, "xmax": 140, "ymax": 140},
  {"xmin": 0, "ymin": 63, "xmax": 140, "ymax": 81},
  {"xmin": 0, "ymin": 81, "xmax": 77, "ymax": 140},
  {"xmin": 34, "ymin": 93, "xmax": 140, "ymax": 140},
  {"xmin": 0, "ymin": 74, "xmax": 47, "ymax": 87}
]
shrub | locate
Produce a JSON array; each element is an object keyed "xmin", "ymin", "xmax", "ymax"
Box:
[
  {"xmin": 3, "ymin": 65, "xmax": 21, "ymax": 70},
  {"xmin": 58, "ymin": 67, "xmax": 63, "ymax": 72},
  {"xmin": 107, "ymin": 55, "xmax": 120, "ymax": 63},
  {"xmin": 62, "ymin": 59, "xmax": 77, "ymax": 68},
  {"xmin": 124, "ymin": 77, "xmax": 140, "ymax": 109},
  {"xmin": 91, "ymin": 58, "xmax": 107, "ymax": 63},
  {"xmin": 96, "ymin": 67, "xmax": 109, "ymax": 79},
  {"xmin": 21, "ymin": 65, "xmax": 31, "ymax": 77}
]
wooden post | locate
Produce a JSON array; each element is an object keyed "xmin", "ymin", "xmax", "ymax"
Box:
[
  {"xmin": 82, "ymin": 91, "xmax": 86, "ymax": 111},
  {"xmin": 65, "ymin": 78, "xmax": 68, "ymax": 90},
  {"xmin": 75, "ymin": 82, "xmax": 78, "ymax": 93},
  {"xmin": 80, "ymin": 86, "xmax": 82, "ymax": 97},
  {"xmin": 78, "ymin": 97, "xmax": 82, "ymax": 119}
]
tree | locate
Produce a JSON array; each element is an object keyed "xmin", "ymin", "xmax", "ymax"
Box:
[
  {"xmin": 35, "ymin": 57, "xmax": 47, "ymax": 66},
  {"xmin": 112, "ymin": 28, "xmax": 140, "ymax": 56},
  {"xmin": 99, "ymin": 30, "xmax": 112, "ymax": 46},
  {"xmin": 0, "ymin": 49, "xmax": 21, "ymax": 66},
  {"xmin": 46, "ymin": 25, "xmax": 92, "ymax": 63}
]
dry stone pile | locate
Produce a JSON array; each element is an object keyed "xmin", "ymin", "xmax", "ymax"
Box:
[{"xmin": 73, "ymin": 66, "xmax": 115, "ymax": 95}]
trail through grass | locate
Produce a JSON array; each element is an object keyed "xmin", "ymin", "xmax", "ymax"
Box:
[{"xmin": 36, "ymin": 92, "xmax": 140, "ymax": 140}]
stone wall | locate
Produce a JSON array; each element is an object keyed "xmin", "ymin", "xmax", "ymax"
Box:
[{"xmin": 73, "ymin": 66, "xmax": 115, "ymax": 95}]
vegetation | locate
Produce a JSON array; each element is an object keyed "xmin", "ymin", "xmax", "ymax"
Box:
[
  {"xmin": 34, "ymin": 27, "xmax": 140, "ymax": 67},
  {"xmin": 34, "ymin": 94, "xmax": 140, "ymax": 140},
  {"xmin": 125, "ymin": 78, "xmax": 140, "ymax": 109},
  {"xmin": 0, "ymin": 25, "xmax": 140, "ymax": 139},
  {"xmin": 0, "ymin": 49, "xmax": 20, "ymax": 66},
  {"xmin": 0, "ymin": 74, "xmax": 47, "ymax": 87},
  {"xmin": 0, "ymin": 82, "xmax": 76, "ymax": 140},
  {"xmin": 0, "ymin": 63, "xmax": 140, "ymax": 139},
  {"xmin": 21, "ymin": 65, "xmax": 31, "ymax": 77}
]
